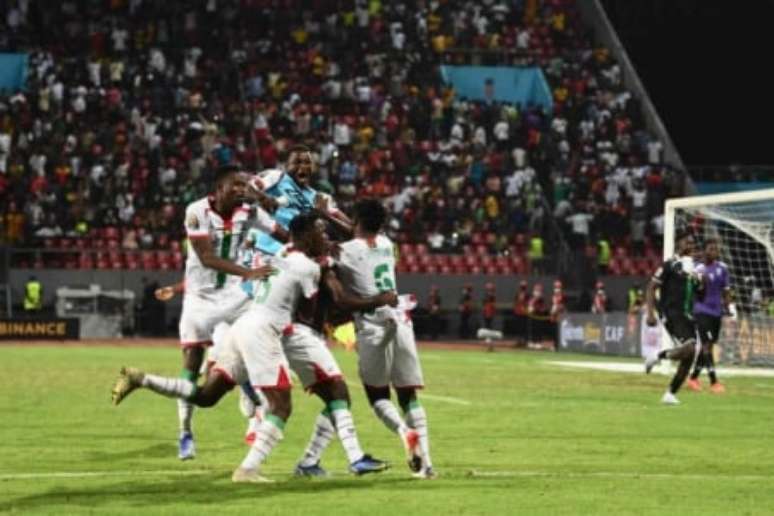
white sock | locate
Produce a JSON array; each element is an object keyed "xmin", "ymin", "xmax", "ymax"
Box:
[
  {"xmin": 240, "ymin": 417, "xmax": 284, "ymax": 470},
  {"xmin": 141, "ymin": 374, "xmax": 195, "ymax": 399},
  {"xmin": 372, "ymin": 398, "xmax": 408, "ymax": 435},
  {"xmin": 405, "ymin": 404, "xmax": 432, "ymax": 468},
  {"xmin": 177, "ymin": 400, "xmax": 194, "ymax": 434},
  {"xmin": 299, "ymin": 411, "xmax": 336, "ymax": 467},
  {"xmin": 330, "ymin": 405, "xmax": 365, "ymax": 464}
]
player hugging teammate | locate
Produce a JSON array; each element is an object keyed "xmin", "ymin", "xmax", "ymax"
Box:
[{"xmin": 111, "ymin": 145, "xmax": 435, "ymax": 481}]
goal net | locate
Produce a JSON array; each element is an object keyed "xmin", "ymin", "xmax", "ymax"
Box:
[{"xmin": 665, "ymin": 188, "xmax": 774, "ymax": 366}]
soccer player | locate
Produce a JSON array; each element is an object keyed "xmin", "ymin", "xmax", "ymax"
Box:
[
  {"xmin": 335, "ymin": 199, "xmax": 436, "ymax": 479},
  {"xmin": 644, "ymin": 231, "xmax": 704, "ymax": 405},
  {"xmin": 249, "ymin": 144, "xmax": 352, "ymax": 256},
  {"xmin": 172, "ymin": 164, "xmax": 281, "ymax": 459},
  {"xmin": 686, "ymin": 239, "xmax": 730, "ymax": 393},
  {"xmin": 112, "ymin": 213, "xmax": 326, "ymax": 482},
  {"xmin": 281, "ymin": 225, "xmax": 398, "ymax": 477}
]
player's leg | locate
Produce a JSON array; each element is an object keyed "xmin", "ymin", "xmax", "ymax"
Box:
[
  {"xmin": 231, "ymin": 315, "xmax": 293, "ymax": 483},
  {"xmin": 111, "ymin": 364, "xmax": 234, "ymax": 406},
  {"xmin": 393, "ymin": 319, "xmax": 435, "ymax": 478},
  {"xmin": 358, "ymin": 321, "xmax": 421, "ymax": 472},
  {"xmin": 707, "ymin": 316, "xmax": 725, "ymax": 393},
  {"xmin": 660, "ymin": 317, "xmax": 701, "ymax": 404},
  {"xmin": 177, "ymin": 296, "xmax": 214, "ymax": 459},
  {"xmin": 286, "ymin": 326, "xmax": 387, "ymax": 476},
  {"xmin": 688, "ymin": 314, "xmax": 711, "ymax": 390}
]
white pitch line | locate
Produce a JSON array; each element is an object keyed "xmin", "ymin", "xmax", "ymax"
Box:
[
  {"xmin": 468, "ymin": 470, "xmax": 774, "ymax": 481},
  {"xmin": 0, "ymin": 469, "xmax": 212, "ymax": 481},
  {"xmin": 419, "ymin": 393, "xmax": 471, "ymax": 406},
  {"xmin": 547, "ymin": 360, "xmax": 774, "ymax": 378},
  {"xmin": 344, "ymin": 380, "xmax": 470, "ymax": 406}
]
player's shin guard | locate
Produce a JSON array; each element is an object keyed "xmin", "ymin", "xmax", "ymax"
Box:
[
  {"xmin": 329, "ymin": 400, "xmax": 365, "ymax": 464},
  {"xmin": 298, "ymin": 408, "xmax": 336, "ymax": 467},
  {"xmin": 404, "ymin": 400, "xmax": 432, "ymax": 469},
  {"xmin": 240, "ymin": 414, "xmax": 285, "ymax": 471},
  {"xmin": 372, "ymin": 398, "xmax": 407, "ymax": 434}
]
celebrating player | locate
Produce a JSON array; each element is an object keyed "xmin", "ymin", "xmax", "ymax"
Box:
[
  {"xmin": 686, "ymin": 239, "xmax": 731, "ymax": 393},
  {"xmin": 644, "ymin": 231, "xmax": 704, "ymax": 405},
  {"xmin": 335, "ymin": 199, "xmax": 436, "ymax": 479},
  {"xmin": 249, "ymin": 144, "xmax": 352, "ymax": 257},
  {"xmin": 113, "ymin": 213, "xmax": 326, "ymax": 482},
  {"xmin": 170, "ymin": 164, "xmax": 281, "ymax": 459}
]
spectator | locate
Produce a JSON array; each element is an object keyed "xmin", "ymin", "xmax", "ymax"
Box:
[
  {"xmin": 592, "ymin": 281, "xmax": 608, "ymax": 314},
  {"xmin": 23, "ymin": 275, "xmax": 42, "ymax": 314},
  {"xmin": 458, "ymin": 284, "xmax": 475, "ymax": 339},
  {"xmin": 527, "ymin": 233, "xmax": 544, "ymax": 274},
  {"xmin": 482, "ymin": 282, "xmax": 496, "ymax": 329},
  {"xmin": 427, "ymin": 285, "xmax": 443, "ymax": 340}
]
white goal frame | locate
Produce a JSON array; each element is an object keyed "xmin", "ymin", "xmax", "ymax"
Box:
[
  {"xmin": 663, "ymin": 187, "xmax": 774, "ymax": 364},
  {"xmin": 664, "ymin": 188, "xmax": 774, "ymax": 260}
]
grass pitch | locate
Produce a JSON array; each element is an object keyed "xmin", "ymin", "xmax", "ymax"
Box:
[{"xmin": 1, "ymin": 344, "xmax": 774, "ymax": 515}]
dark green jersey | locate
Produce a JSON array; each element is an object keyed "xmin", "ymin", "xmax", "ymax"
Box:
[{"xmin": 652, "ymin": 256, "xmax": 701, "ymax": 317}]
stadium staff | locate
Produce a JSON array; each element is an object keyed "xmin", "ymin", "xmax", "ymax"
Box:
[{"xmin": 24, "ymin": 275, "xmax": 42, "ymax": 313}]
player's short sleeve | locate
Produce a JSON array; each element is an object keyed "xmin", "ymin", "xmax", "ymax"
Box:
[
  {"xmin": 720, "ymin": 263, "xmax": 731, "ymax": 289},
  {"xmin": 251, "ymin": 205, "xmax": 278, "ymax": 234},
  {"xmin": 184, "ymin": 203, "xmax": 209, "ymax": 238},
  {"xmin": 251, "ymin": 168, "xmax": 283, "ymax": 191},
  {"xmin": 301, "ymin": 261, "xmax": 321, "ymax": 299},
  {"xmin": 336, "ymin": 241, "xmax": 357, "ymax": 271}
]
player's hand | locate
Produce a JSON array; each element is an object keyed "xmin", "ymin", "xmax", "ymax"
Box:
[
  {"xmin": 314, "ymin": 193, "xmax": 330, "ymax": 213},
  {"xmin": 378, "ymin": 291, "xmax": 399, "ymax": 307},
  {"xmin": 155, "ymin": 286, "xmax": 176, "ymax": 302},
  {"xmin": 646, "ymin": 314, "xmax": 658, "ymax": 327},
  {"xmin": 258, "ymin": 195, "xmax": 279, "ymax": 214},
  {"xmin": 245, "ymin": 265, "xmax": 276, "ymax": 281}
]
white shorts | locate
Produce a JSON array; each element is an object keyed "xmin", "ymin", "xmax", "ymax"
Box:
[
  {"xmin": 212, "ymin": 308, "xmax": 292, "ymax": 390},
  {"xmin": 283, "ymin": 324, "xmax": 343, "ymax": 390},
  {"xmin": 179, "ymin": 288, "xmax": 251, "ymax": 348},
  {"xmin": 355, "ymin": 315, "xmax": 424, "ymax": 389}
]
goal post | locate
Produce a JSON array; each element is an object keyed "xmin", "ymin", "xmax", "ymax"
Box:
[{"xmin": 664, "ymin": 188, "xmax": 774, "ymax": 366}]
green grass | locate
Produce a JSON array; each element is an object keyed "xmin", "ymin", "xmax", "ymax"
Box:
[{"xmin": 1, "ymin": 345, "xmax": 774, "ymax": 515}]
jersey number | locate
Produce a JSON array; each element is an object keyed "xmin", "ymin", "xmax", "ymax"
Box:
[{"xmin": 374, "ymin": 263, "xmax": 394, "ymax": 292}]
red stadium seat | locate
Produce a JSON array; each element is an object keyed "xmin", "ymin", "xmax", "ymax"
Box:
[
  {"xmin": 475, "ymin": 244, "xmax": 488, "ymax": 256},
  {"xmin": 157, "ymin": 251, "xmax": 172, "ymax": 270},
  {"xmin": 415, "ymin": 243, "xmax": 429, "ymax": 255},
  {"xmin": 408, "ymin": 264, "xmax": 421, "ymax": 274},
  {"xmin": 440, "ymin": 265, "xmax": 453, "ymax": 275},
  {"xmin": 400, "ymin": 243, "xmax": 415, "ymax": 256},
  {"xmin": 485, "ymin": 265, "xmax": 498, "ymax": 275}
]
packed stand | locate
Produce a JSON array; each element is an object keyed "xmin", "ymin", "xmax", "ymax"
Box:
[{"xmin": 0, "ymin": 0, "xmax": 683, "ymax": 274}]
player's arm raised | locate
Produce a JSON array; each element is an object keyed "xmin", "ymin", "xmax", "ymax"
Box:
[
  {"xmin": 323, "ymin": 268, "xmax": 398, "ymax": 311},
  {"xmin": 189, "ymin": 236, "xmax": 273, "ymax": 281},
  {"xmin": 315, "ymin": 194, "xmax": 354, "ymax": 237}
]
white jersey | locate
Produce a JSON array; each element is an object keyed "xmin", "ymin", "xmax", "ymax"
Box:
[
  {"xmin": 337, "ymin": 235, "xmax": 397, "ymax": 299},
  {"xmin": 250, "ymin": 246, "xmax": 321, "ymax": 327},
  {"xmin": 184, "ymin": 196, "xmax": 277, "ymax": 295}
]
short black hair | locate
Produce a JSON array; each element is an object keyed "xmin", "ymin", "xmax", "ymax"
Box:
[
  {"xmin": 215, "ymin": 164, "xmax": 241, "ymax": 185},
  {"xmin": 289, "ymin": 212, "xmax": 319, "ymax": 239},
  {"xmin": 288, "ymin": 144, "xmax": 311, "ymax": 157},
  {"xmin": 353, "ymin": 198, "xmax": 386, "ymax": 233}
]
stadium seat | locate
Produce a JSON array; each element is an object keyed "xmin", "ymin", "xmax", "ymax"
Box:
[
  {"xmin": 440, "ymin": 265, "xmax": 453, "ymax": 275},
  {"xmin": 475, "ymin": 244, "xmax": 488, "ymax": 256},
  {"xmin": 400, "ymin": 243, "xmax": 415, "ymax": 256},
  {"xmin": 156, "ymin": 251, "xmax": 172, "ymax": 270},
  {"xmin": 415, "ymin": 243, "xmax": 429, "ymax": 255}
]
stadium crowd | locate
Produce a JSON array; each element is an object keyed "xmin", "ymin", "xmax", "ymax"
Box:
[{"xmin": 0, "ymin": 0, "xmax": 685, "ymax": 273}]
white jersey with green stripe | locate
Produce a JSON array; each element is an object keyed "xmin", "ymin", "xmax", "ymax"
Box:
[
  {"xmin": 249, "ymin": 245, "xmax": 321, "ymax": 327},
  {"xmin": 184, "ymin": 196, "xmax": 276, "ymax": 296},
  {"xmin": 336, "ymin": 235, "xmax": 398, "ymax": 299}
]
